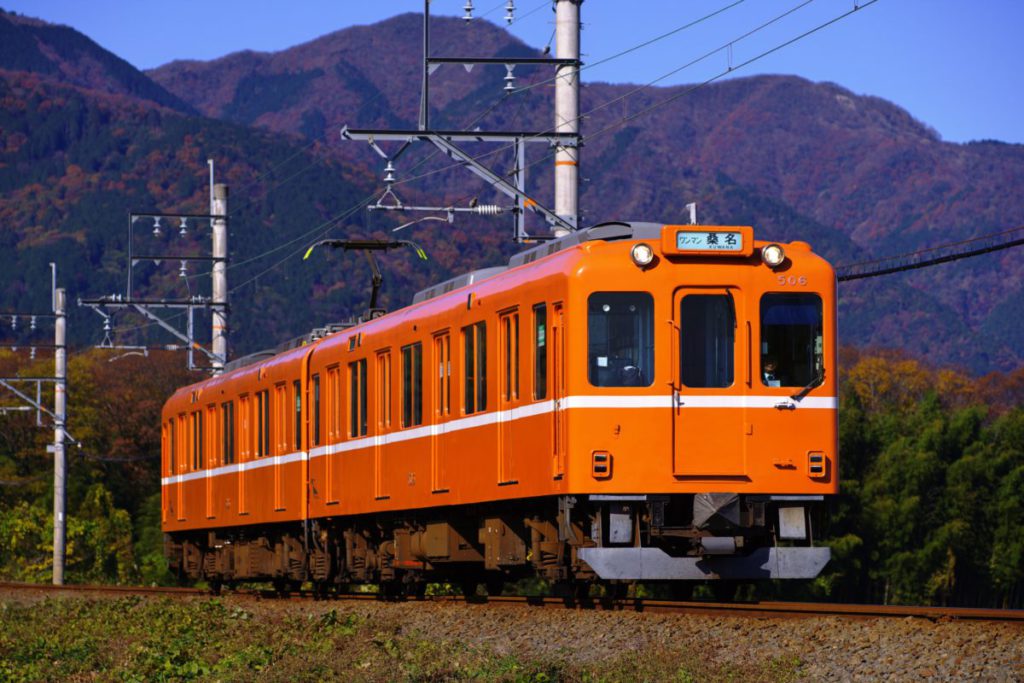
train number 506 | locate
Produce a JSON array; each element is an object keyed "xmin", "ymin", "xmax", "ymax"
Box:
[{"xmin": 777, "ymin": 275, "xmax": 807, "ymax": 286}]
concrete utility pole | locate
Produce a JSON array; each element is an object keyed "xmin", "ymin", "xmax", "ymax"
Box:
[
  {"xmin": 211, "ymin": 183, "xmax": 228, "ymax": 374},
  {"xmin": 553, "ymin": 0, "xmax": 582, "ymax": 235},
  {"xmin": 52, "ymin": 287, "xmax": 66, "ymax": 585}
]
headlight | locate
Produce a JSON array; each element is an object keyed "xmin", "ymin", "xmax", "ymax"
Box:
[
  {"xmin": 631, "ymin": 242, "xmax": 655, "ymax": 267},
  {"xmin": 762, "ymin": 243, "xmax": 785, "ymax": 268}
]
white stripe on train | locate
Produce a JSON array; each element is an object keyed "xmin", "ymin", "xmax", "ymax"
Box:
[{"xmin": 160, "ymin": 394, "xmax": 837, "ymax": 486}]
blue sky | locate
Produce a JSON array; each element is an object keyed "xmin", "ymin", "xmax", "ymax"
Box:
[{"xmin": 5, "ymin": 0, "xmax": 1022, "ymax": 143}]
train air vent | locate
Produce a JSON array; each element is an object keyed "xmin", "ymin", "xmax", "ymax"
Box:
[{"xmin": 591, "ymin": 451, "xmax": 612, "ymax": 479}]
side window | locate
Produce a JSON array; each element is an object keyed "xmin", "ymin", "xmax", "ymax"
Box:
[
  {"xmin": 533, "ymin": 304, "xmax": 547, "ymax": 400},
  {"xmin": 402, "ymin": 343, "xmax": 423, "ymax": 427},
  {"xmin": 588, "ymin": 292, "xmax": 654, "ymax": 387},
  {"xmin": 255, "ymin": 389, "xmax": 270, "ymax": 456},
  {"xmin": 326, "ymin": 366, "xmax": 341, "ymax": 442},
  {"xmin": 434, "ymin": 333, "xmax": 451, "ymax": 417},
  {"xmin": 238, "ymin": 396, "xmax": 250, "ymax": 460},
  {"xmin": 312, "ymin": 374, "xmax": 321, "ymax": 446},
  {"xmin": 222, "ymin": 401, "xmax": 234, "ymax": 465},
  {"xmin": 760, "ymin": 293, "xmax": 823, "ymax": 388},
  {"xmin": 501, "ymin": 313, "xmax": 520, "ymax": 401},
  {"xmin": 349, "ymin": 359, "xmax": 367, "ymax": 437},
  {"xmin": 377, "ymin": 351, "xmax": 392, "ymax": 430},
  {"xmin": 293, "ymin": 380, "xmax": 302, "ymax": 450},
  {"xmin": 462, "ymin": 322, "xmax": 487, "ymax": 414},
  {"xmin": 191, "ymin": 410, "xmax": 203, "ymax": 470},
  {"xmin": 679, "ymin": 294, "xmax": 735, "ymax": 388},
  {"xmin": 168, "ymin": 419, "xmax": 176, "ymax": 474}
]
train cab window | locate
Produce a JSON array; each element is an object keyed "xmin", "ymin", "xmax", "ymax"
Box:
[
  {"xmin": 679, "ymin": 294, "xmax": 735, "ymax": 388},
  {"xmin": 349, "ymin": 359, "xmax": 367, "ymax": 437},
  {"xmin": 760, "ymin": 293, "xmax": 823, "ymax": 388},
  {"xmin": 256, "ymin": 389, "xmax": 270, "ymax": 456},
  {"xmin": 222, "ymin": 401, "xmax": 235, "ymax": 465},
  {"xmin": 588, "ymin": 292, "xmax": 654, "ymax": 387},
  {"xmin": 462, "ymin": 322, "xmax": 487, "ymax": 414},
  {"xmin": 293, "ymin": 380, "xmax": 302, "ymax": 450},
  {"xmin": 401, "ymin": 343, "xmax": 423, "ymax": 427},
  {"xmin": 533, "ymin": 304, "xmax": 547, "ymax": 400},
  {"xmin": 312, "ymin": 374, "xmax": 321, "ymax": 446}
]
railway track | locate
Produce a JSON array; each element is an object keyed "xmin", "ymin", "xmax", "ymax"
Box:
[{"xmin": 2, "ymin": 581, "xmax": 1021, "ymax": 623}]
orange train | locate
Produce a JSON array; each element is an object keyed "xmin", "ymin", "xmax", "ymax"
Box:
[{"xmin": 162, "ymin": 221, "xmax": 836, "ymax": 592}]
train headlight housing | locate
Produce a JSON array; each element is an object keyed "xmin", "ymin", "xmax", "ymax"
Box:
[
  {"xmin": 631, "ymin": 242, "xmax": 655, "ymax": 268},
  {"xmin": 761, "ymin": 243, "xmax": 785, "ymax": 268}
]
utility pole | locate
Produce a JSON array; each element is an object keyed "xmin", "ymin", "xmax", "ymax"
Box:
[
  {"xmin": 52, "ymin": 287, "xmax": 66, "ymax": 585},
  {"xmin": 340, "ymin": 0, "xmax": 583, "ymax": 241},
  {"xmin": 211, "ymin": 183, "xmax": 229, "ymax": 374},
  {"xmin": 80, "ymin": 171, "xmax": 230, "ymax": 373},
  {"xmin": 554, "ymin": 0, "xmax": 582, "ymax": 234}
]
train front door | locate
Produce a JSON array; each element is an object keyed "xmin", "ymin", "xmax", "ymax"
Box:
[{"xmin": 671, "ymin": 287, "xmax": 747, "ymax": 476}]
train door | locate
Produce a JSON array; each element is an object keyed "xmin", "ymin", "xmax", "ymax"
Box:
[
  {"xmin": 205, "ymin": 404, "xmax": 216, "ymax": 520},
  {"xmin": 551, "ymin": 302, "xmax": 566, "ymax": 479},
  {"xmin": 176, "ymin": 414, "xmax": 186, "ymax": 521},
  {"xmin": 238, "ymin": 395, "xmax": 249, "ymax": 515},
  {"xmin": 498, "ymin": 311, "xmax": 519, "ymax": 484},
  {"xmin": 431, "ymin": 332, "xmax": 450, "ymax": 493},
  {"xmin": 376, "ymin": 349, "xmax": 392, "ymax": 500},
  {"xmin": 273, "ymin": 383, "xmax": 286, "ymax": 511},
  {"xmin": 671, "ymin": 287, "xmax": 747, "ymax": 476},
  {"xmin": 325, "ymin": 365, "xmax": 341, "ymax": 505}
]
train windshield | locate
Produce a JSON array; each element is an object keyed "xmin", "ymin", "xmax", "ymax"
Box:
[
  {"xmin": 760, "ymin": 293, "xmax": 823, "ymax": 388},
  {"xmin": 588, "ymin": 292, "xmax": 654, "ymax": 387}
]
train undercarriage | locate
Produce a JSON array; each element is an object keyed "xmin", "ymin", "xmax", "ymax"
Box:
[{"xmin": 166, "ymin": 494, "xmax": 829, "ymax": 596}]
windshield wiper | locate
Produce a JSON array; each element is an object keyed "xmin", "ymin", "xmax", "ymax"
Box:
[{"xmin": 791, "ymin": 367, "xmax": 824, "ymax": 402}]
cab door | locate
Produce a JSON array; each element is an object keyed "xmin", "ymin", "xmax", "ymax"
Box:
[{"xmin": 672, "ymin": 287, "xmax": 747, "ymax": 476}]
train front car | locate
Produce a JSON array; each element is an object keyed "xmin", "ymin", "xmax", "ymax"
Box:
[{"xmin": 564, "ymin": 222, "xmax": 836, "ymax": 584}]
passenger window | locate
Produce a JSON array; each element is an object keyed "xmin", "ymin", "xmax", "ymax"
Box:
[
  {"xmin": 533, "ymin": 304, "xmax": 547, "ymax": 399},
  {"xmin": 588, "ymin": 292, "xmax": 654, "ymax": 387},
  {"xmin": 434, "ymin": 333, "xmax": 451, "ymax": 417},
  {"xmin": 378, "ymin": 351, "xmax": 392, "ymax": 429},
  {"xmin": 191, "ymin": 410, "xmax": 203, "ymax": 470},
  {"xmin": 462, "ymin": 322, "xmax": 487, "ymax": 413},
  {"xmin": 222, "ymin": 401, "xmax": 234, "ymax": 464},
  {"xmin": 679, "ymin": 294, "xmax": 735, "ymax": 388},
  {"xmin": 501, "ymin": 313, "xmax": 519, "ymax": 401},
  {"xmin": 168, "ymin": 419, "xmax": 176, "ymax": 474},
  {"xmin": 760, "ymin": 293, "xmax": 823, "ymax": 388},
  {"xmin": 349, "ymin": 359, "xmax": 367, "ymax": 437},
  {"xmin": 255, "ymin": 390, "xmax": 270, "ymax": 456},
  {"xmin": 402, "ymin": 343, "xmax": 423, "ymax": 427}
]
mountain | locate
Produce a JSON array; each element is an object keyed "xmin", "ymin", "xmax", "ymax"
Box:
[
  {"xmin": 0, "ymin": 10, "xmax": 194, "ymax": 113},
  {"xmin": 2, "ymin": 10, "xmax": 1023, "ymax": 372},
  {"xmin": 146, "ymin": 13, "xmax": 1024, "ymax": 373}
]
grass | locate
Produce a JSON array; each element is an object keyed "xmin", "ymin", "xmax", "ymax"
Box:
[{"xmin": 0, "ymin": 596, "xmax": 801, "ymax": 682}]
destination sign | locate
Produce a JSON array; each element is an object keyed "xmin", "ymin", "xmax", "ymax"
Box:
[{"xmin": 676, "ymin": 230, "xmax": 744, "ymax": 252}]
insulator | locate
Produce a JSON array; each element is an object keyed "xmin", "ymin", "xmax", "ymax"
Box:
[
  {"xmin": 503, "ymin": 65, "xmax": 516, "ymax": 93},
  {"xmin": 383, "ymin": 160, "xmax": 396, "ymax": 185},
  {"xmin": 505, "ymin": 0, "xmax": 515, "ymax": 23},
  {"xmin": 179, "ymin": 217, "xmax": 188, "ymax": 237},
  {"xmin": 463, "ymin": 0, "xmax": 473, "ymax": 21},
  {"xmin": 10, "ymin": 315, "xmax": 15, "ymax": 330},
  {"xmin": 152, "ymin": 216, "xmax": 162, "ymax": 237},
  {"xmin": 473, "ymin": 205, "xmax": 504, "ymax": 215},
  {"xmin": 30, "ymin": 316, "xmax": 36, "ymax": 331},
  {"xmin": 30, "ymin": 347, "xmax": 36, "ymax": 360},
  {"xmin": 179, "ymin": 260, "xmax": 188, "ymax": 278}
]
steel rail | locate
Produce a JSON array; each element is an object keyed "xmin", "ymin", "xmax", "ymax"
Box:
[{"xmin": 1, "ymin": 581, "xmax": 1021, "ymax": 623}]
